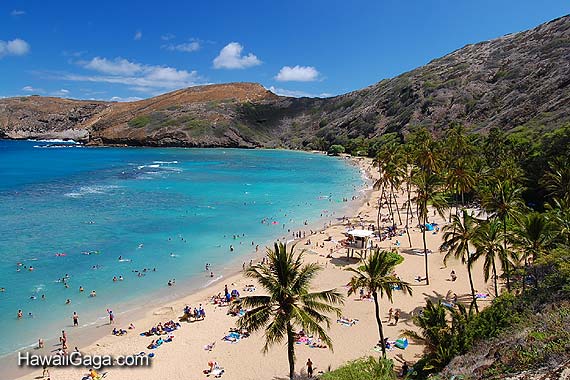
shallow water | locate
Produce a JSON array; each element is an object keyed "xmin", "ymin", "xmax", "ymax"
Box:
[{"xmin": 0, "ymin": 140, "xmax": 364, "ymax": 356}]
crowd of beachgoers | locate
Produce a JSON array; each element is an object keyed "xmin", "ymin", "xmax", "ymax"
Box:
[{"xmin": 10, "ymin": 156, "xmax": 493, "ymax": 380}]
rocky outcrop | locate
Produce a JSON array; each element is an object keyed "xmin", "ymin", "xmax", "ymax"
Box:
[{"xmin": 1, "ymin": 16, "xmax": 570, "ymax": 147}]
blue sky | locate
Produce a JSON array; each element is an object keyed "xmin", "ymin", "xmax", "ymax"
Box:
[{"xmin": 1, "ymin": 1, "xmax": 568, "ymax": 101}]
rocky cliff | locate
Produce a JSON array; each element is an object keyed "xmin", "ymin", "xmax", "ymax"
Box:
[{"xmin": 1, "ymin": 15, "xmax": 569, "ymax": 148}]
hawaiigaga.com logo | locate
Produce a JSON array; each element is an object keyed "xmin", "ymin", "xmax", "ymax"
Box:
[{"xmin": 18, "ymin": 351, "xmax": 151, "ymax": 369}]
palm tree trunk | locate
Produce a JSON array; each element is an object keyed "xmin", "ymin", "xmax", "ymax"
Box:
[
  {"xmin": 422, "ymin": 214, "xmax": 429, "ymax": 285},
  {"xmin": 502, "ymin": 220, "xmax": 511, "ymax": 291},
  {"xmin": 387, "ymin": 187, "xmax": 395, "ymax": 227},
  {"xmin": 467, "ymin": 253, "xmax": 479, "ymax": 313},
  {"xmin": 287, "ymin": 322, "xmax": 295, "ymax": 380},
  {"xmin": 392, "ymin": 187, "xmax": 403, "ymax": 225},
  {"xmin": 405, "ymin": 181, "xmax": 413, "ymax": 247},
  {"xmin": 376, "ymin": 185, "xmax": 385, "ymax": 233},
  {"xmin": 492, "ymin": 259, "xmax": 499, "ymax": 297},
  {"xmin": 372, "ymin": 291, "xmax": 386, "ymax": 358}
]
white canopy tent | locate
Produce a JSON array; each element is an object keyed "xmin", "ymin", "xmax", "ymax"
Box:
[{"xmin": 346, "ymin": 229, "xmax": 374, "ymax": 248}]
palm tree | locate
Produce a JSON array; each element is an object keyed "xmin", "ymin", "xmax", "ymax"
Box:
[
  {"xmin": 481, "ymin": 180, "xmax": 525, "ymax": 291},
  {"xmin": 403, "ymin": 299, "xmax": 472, "ymax": 374},
  {"xmin": 413, "ymin": 171, "xmax": 447, "ymax": 285},
  {"xmin": 440, "ymin": 210, "xmax": 480, "ymax": 312},
  {"xmin": 512, "ymin": 212, "xmax": 554, "ymax": 287},
  {"xmin": 545, "ymin": 198, "xmax": 570, "ymax": 245},
  {"xmin": 472, "ymin": 218, "xmax": 504, "ymax": 297},
  {"xmin": 346, "ymin": 249, "xmax": 412, "ymax": 358},
  {"xmin": 541, "ymin": 157, "xmax": 570, "ymax": 203},
  {"xmin": 237, "ymin": 243, "xmax": 344, "ymax": 380}
]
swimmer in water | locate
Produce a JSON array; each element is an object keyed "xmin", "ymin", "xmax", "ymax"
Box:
[
  {"xmin": 90, "ymin": 290, "xmax": 96, "ymax": 297},
  {"xmin": 79, "ymin": 286, "xmax": 84, "ymax": 292},
  {"xmin": 18, "ymin": 309, "xmax": 23, "ymax": 319},
  {"xmin": 66, "ymin": 299, "xmax": 71, "ymax": 304}
]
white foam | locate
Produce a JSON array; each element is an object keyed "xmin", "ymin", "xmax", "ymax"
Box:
[
  {"xmin": 28, "ymin": 139, "xmax": 79, "ymax": 144},
  {"xmin": 153, "ymin": 161, "xmax": 178, "ymax": 164},
  {"xmin": 64, "ymin": 185, "xmax": 121, "ymax": 198}
]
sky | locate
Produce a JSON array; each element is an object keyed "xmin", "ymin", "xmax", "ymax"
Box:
[{"xmin": 1, "ymin": 1, "xmax": 568, "ymax": 101}]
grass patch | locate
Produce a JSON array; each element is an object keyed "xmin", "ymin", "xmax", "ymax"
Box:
[{"xmin": 128, "ymin": 115, "xmax": 151, "ymax": 128}]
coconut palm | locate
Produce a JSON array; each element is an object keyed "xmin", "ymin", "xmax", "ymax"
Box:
[
  {"xmin": 346, "ymin": 249, "xmax": 412, "ymax": 358},
  {"xmin": 440, "ymin": 210, "xmax": 480, "ymax": 312},
  {"xmin": 481, "ymin": 180, "xmax": 525, "ymax": 291},
  {"xmin": 512, "ymin": 212, "xmax": 554, "ymax": 286},
  {"xmin": 545, "ymin": 198, "xmax": 570, "ymax": 245},
  {"xmin": 237, "ymin": 243, "xmax": 344, "ymax": 380},
  {"xmin": 472, "ymin": 218, "xmax": 505, "ymax": 297},
  {"xmin": 541, "ymin": 157, "xmax": 570, "ymax": 203},
  {"xmin": 403, "ymin": 299, "xmax": 473, "ymax": 374},
  {"xmin": 413, "ymin": 171, "xmax": 447, "ymax": 285}
]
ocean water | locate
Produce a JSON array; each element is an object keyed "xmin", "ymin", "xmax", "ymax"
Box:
[{"xmin": 0, "ymin": 140, "xmax": 364, "ymax": 356}]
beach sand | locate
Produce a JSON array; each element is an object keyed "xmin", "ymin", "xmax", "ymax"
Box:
[{"xmin": 13, "ymin": 157, "xmax": 494, "ymax": 380}]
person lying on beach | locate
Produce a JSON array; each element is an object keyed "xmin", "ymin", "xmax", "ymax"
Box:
[
  {"xmin": 112, "ymin": 328, "xmax": 127, "ymax": 336},
  {"xmin": 204, "ymin": 342, "xmax": 216, "ymax": 351},
  {"xmin": 337, "ymin": 317, "xmax": 358, "ymax": 326}
]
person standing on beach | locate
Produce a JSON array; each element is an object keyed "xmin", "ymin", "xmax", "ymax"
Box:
[
  {"xmin": 307, "ymin": 358, "xmax": 314, "ymax": 378},
  {"xmin": 72, "ymin": 312, "xmax": 79, "ymax": 327},
  {"xmin": 388, "ymin": 308, "xmax": 393, "ymax": 323},
  {"xmin": 394, "ymin": 309, "xmax": 400, "ymax": 325},
  {"xmin": 108, "ymin": 309, "xmax": 114, "ymax": 324}
]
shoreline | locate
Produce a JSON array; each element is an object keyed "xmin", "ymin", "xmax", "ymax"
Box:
[
  {"xmin": 4, "ymin": 154, "xmax": 370, "ymax": 380},
  {"xmin": 12, "ymin": 154, "xmax": 494, "ymax": 380}
]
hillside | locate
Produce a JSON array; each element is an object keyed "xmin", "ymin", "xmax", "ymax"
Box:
[{"xmin": 1, "ymin": 15, "xmax": 569, "ymax": 148}]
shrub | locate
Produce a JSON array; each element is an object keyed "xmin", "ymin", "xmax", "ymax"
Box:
[
  {"xmin": 328, "ymin": 144, "xmax": 346, "ymax": 156},
  {"xmin": 321, "ymin": 357, "xmax": 396, "ymax": 380}
]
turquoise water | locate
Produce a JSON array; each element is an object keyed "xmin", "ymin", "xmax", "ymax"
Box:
[{"xmin": 0, "ymin": 140, "xmax": 363, "ymax": 355}]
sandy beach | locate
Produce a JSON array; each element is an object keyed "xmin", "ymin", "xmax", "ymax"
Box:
[{"xmin": 12, "ymin": 156, "xmax": 493, "ymax": 380}]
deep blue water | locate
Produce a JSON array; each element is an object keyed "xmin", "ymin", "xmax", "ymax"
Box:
[{"xmin": 0, "ymin": 140, "xmax": 363, "ymax": 355}]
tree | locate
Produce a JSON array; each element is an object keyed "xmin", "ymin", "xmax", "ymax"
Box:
[
  {"xmin": 346, "ymin": 250, "xmax": 412, "ymax": 358},
  {"xmin": 541, "ymin": 157, "xmax": 570, "ymax": 203},
  {"xmin": 472, "ymin": 218, "xmax": 505, "ymax": 297},
  {"xmin": 481, "ymin": 180, "xmax": 525, "ymax": 291},
  {"xmin": 328, "ymin": 144, "xmax": 346, "ymax": 156},
  {"xmin": 403, "ymin": 300, "xmax": 473, "ymax": 375},
  {"xmin": 512, "ymin": 212, "xmax": 554, "ymax": 287},
  {"xmin": 237, "ymin": 243, "xmax": 344, "ymax": 380},
  {"xmin": 441, "ymin": 210, "xmax": 480, "ymax": 312},
  {"xmin": 413, "ymin": 171, "xmax": 447, "ymax": 285}
]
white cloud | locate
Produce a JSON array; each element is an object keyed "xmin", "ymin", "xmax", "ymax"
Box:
[
  {"xmin": 51, "ymin": 89, "xmax": 70, "ymax": 97},
  {"xmin": 22, "ymin": 85, "xmax": 44, "ymax": 93},
  {"xmin": 267, "ymin": 86, "xmax": 332, "ymax": 99},
  {"xmin": 110, "ymin": 96, "xmax": 143, "ymax": 102},
  {"xmin": 134, "ymin": 30, "xmax": 142, "ymax": 41},
  {"xmin": 213, "ymin": 42, "xmax": 261, "ymax": 69},
  {"xmin": 275, "ymin": 65, "xmax": 319, "ymax": 82},
  {"xmin": 163, "ymin": 41, "xmax": 200, "ymax": 53},
  {"xmin": 11, "ymin": 10, "xmax": 26, "ymax": 16},
  {"xmin": 84, "ymin": 57, "xmax": 143, "ymax": 75},
  {"xmin": 0, "ymin": 38, "xmax": 30, "ymax": 58},
  {"xmin": 161, "ymin": 33, "xmax": 176, "ymax": 41},
  {"xmin": 63, "ymin": 56, "xmax": 204, "ymax": 94}
]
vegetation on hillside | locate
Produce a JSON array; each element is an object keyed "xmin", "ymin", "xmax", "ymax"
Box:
[{"xmin": 372, "ymin": 124, "xmax": 570, "ymax": 378}]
